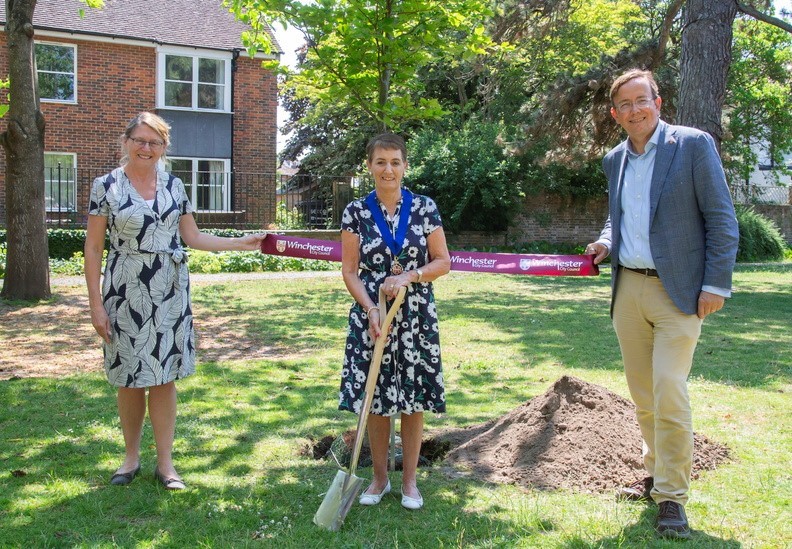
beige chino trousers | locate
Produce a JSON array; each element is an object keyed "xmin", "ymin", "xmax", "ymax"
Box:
[{"xmin": 613, "ymin": 268, "xmax": 703, "ymax": 505}]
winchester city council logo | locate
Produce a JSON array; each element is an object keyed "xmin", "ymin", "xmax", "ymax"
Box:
[
  {"xmin": 519, "ymin": 258, "xmax": 531, "ymax": 271},
  {"xmin": 276, "ymin": 240, "xmax": 286, "ymax": 253}
]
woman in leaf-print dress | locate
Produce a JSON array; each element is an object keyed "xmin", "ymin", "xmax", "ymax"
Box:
[
  {"xmin": 340, "ymin": 133, "xmax": 451, "ymax": 510},
  {"xmin": 85, "ymin": 112, "xmax": 264, "ymax": 489}
]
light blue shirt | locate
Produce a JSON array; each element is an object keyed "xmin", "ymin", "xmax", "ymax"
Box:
[
  {"xmin": 618, "ymin": 126, "xmax": 659, "ymax": 271},
  {"xmin": 606, "ymin": 124, "xmax": 730, "ymax": 298}
]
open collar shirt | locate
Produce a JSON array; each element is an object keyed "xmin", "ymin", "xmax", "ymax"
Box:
[
  {"xmin": 616, "ymin": 123, "xmax": 730, "ymax": 298},
  {"xmin": 618, "ymin": 124, "xmax": 660, "ymax": 271}
]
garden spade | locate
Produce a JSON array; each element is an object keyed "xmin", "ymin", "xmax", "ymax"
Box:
[{"xmin": 313, "ymin": 285, "xmax": 407, "ymax": 531}]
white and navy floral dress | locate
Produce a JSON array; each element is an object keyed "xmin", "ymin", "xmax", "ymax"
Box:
[
  {"xmin": 89, "ymin": 167, "xmax": 195, "ymax": 388},
  {"xmin": 339, "ymin": 190, "xmax": 446, "ymax": 416}
]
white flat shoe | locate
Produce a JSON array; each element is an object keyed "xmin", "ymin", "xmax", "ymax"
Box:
[
  {"xmin": 359, "ymin": 480, "xmax": 391, "ymax": 505},
  {"xmin": 400, "ymin": 490, "xmax": 424, "ymax": 510}
]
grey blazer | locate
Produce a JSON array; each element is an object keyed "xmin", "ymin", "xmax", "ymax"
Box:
[{"xmin": 598, "ymin": 120, "xmax": 739, "ymax": 316}]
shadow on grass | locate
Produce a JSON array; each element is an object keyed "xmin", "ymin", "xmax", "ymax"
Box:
[
  {"xmin": 192, "ymin": 270, "xmax": 789, "ymax": 389},
  {"xmin": 192, "ymin": 283, "xmax": 351, "ymax": 353},
  {"xmin": 0, "ymin": 372, "xmax": 549, "ymax": 545},
  {"xmin": 563, "ymin": 503, "xmax": 742, "ymax": 548}
]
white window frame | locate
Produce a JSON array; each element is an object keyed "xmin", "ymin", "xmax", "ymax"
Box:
[
  {"xmin": 35, "ymin": 41, "xmax": 78, "ymax": 104},
  {"xmin": 44, "ymin": 152, "xmax": 77, "ymax": 212},
  {"xmin": 168, "ymin": 157, "xmax": 231, "ymax": 212},
  {"xmin": 157, "ymin": 46, "xmax": 232, "ymax": 112}
]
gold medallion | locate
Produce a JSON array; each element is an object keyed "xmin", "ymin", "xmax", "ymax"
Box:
[{"xmin": 391, "ymin": 260, "xmax": 403, "ymax": 275}]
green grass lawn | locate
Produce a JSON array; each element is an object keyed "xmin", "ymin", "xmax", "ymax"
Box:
[{"xmin": 1, "ymin": 265, "xmax": 790, "ymax": 548}]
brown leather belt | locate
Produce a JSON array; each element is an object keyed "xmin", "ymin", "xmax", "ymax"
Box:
[{"xmin": 620, "ymin": 265, "xmax": 659, "ymax": 278}]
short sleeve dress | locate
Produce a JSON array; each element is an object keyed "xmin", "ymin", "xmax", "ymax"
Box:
[
  {"xmin": 88, "ymin": 167, "xmax": 196, "ymax": 388},
  {"xmin": 339, "ymin": 189, "xmax": 446, "ymax": 416}
]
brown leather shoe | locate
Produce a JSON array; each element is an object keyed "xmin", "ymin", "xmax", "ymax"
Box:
[
  {"xmin": 617, "ymin": 476, "xmax": 653, "ymax": 502},
  {"xmin": 656, "ymin": 501, "xmax": 691, "ymax": 539}
]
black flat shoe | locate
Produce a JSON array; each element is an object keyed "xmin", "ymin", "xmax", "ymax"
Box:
[
  {"xmin": 110, "ymin": 465, "xmax": 141, "ymax": 486},
  {"xmin": 154, "ymin": 467, "xmax": 186, "ymax": 490}
]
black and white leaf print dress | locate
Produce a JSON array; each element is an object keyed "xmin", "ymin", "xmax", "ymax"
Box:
[
  {"xmin": 339, "ymin": 190, "xmax": 446, "ymax": 416},
  {"xmin": 89, "ymin": 167, "xmax": 195, "ymax": 388}
]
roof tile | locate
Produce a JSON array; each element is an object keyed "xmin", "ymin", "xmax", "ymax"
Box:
[{"xmin": 1, "ymin": 0, "xmax": 281, "ymax": 54}]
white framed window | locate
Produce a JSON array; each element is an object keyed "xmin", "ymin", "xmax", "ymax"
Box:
[
  {"xmin": 35, "ymin": 41, "xmax": 77, "ymax": 103},
  {"xmin": 167, "ymin": 157, "xmax": 231, "ymax": 211},
  {"xmin": 157, "ymin": 47, "xmax": 231, "ymax": 112},
  {"xmin": 44, "ymin": 152, "xmax": 77, "ymax": 212}
]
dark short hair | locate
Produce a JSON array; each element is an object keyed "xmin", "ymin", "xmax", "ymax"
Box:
[
  {"xmin": 366, "ymin": 133, "xmax": 407, "ymax": 163},
  {"xmin": 610, "ymin": 69, "xmax": 660, "ymax": 104}
]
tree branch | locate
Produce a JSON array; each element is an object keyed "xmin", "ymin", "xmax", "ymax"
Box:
[
  {"xmin": 654, "ymin": 0, "xmax": 685, "ymax": 68},
  {"xmin": 736, "ymin": 1, "xmax": 792, "ymax": 34}
]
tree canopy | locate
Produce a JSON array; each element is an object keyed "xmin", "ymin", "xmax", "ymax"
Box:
[
  {"xmin": 227, "ymin": 0, "xmax": 498, "ymax": 132},
  {"xmin": 230, "ymin": 1, "xmax": 790, "ymax": 217}
]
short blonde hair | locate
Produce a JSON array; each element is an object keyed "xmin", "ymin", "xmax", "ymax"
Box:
[{"xmin": 119, "ymin": 112, "xmax": 171, "ymax": 165}]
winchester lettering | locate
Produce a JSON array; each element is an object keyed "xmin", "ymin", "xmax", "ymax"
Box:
[{"xmin": 284, "ymin": 240, "xmax": 336, "ymax": 257}]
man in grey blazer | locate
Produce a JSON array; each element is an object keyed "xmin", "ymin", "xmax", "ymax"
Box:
[{"xmin": 586, "ymin": 69, "xmax": 739, "ymax": 539}]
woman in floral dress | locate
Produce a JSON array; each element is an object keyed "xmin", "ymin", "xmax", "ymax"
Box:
[
  {"xmin": 85, "ymin": 112, "xmax": 263, "ymax": 489},
  {"xmin": 340, "ymin": 133, "xmax": 451, "ymax": 510}
]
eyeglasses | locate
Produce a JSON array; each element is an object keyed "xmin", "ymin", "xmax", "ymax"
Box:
[
  {"xmin": 128, "ymin": 137, "xmax": 165, "ymax": 149},
  {"xmin": 615, "ymin": 97, "xmax": 656, "ymax": 114}
]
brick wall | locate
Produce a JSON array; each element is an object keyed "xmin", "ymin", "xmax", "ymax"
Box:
[
  {"xmin": 507, "ymin": 193, "xmax": 608, "ymax": 245},
  {"xmin": 753, "ymin": 204, "xmax": 792, "ymax": 245},
  {"xmin": 232, "ymin": 54, "xmax": 278, "ymax": 228},
  {"xmin": 0, "ymin": 35, "xmax": 155, "ymax": 225},
  {"xmin": 0, "ymin": 34, "xmax": 278, "ymax": 228}
]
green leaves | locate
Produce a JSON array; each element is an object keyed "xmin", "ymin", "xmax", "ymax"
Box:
[
  {"xmin": 0, "ymin": 78, "xmax": 8, "ymax": 118},
  {"xmin": 226, "ymin": 0, "xmax": 496, "ymax": 131},
  {"xmin": 408, "ymin": 119, "xmax": 525, "ymax": 232},
  {"xmin": 723, "ymin": 18, "xmax": 792, "ymax": 184}
]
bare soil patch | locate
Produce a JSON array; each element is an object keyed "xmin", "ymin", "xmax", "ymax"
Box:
[
  {"xmin": 308, "ymin": 376, "xmax": 730, "ymax": 493},
  {"xmin": 0, "ymin": 280, "xmax": 286, "ymax": 381},
  {"xmin": 433, "ymin": 375, "xmax": 730, "ymax": 492}
]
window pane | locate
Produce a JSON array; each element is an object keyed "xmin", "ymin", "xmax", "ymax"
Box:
[
  {"xmin": 44, "ymin": 154, "xmax": 75, "ymax": 211},
  {"xmin": 198, "ymin": 58, "xmax": 224, "ymax": 84},
  {"xmin": 168, "ymin": 159, "xmax": 193, "ymax": 203},
  {"xmin": 164, "ymin": 81, "xmax": 192, "ymax": 107},
  {"xmin": 197, "ymin": 84, "xmax": 223, "ymax": 110},
  {"xmin": 39, "ymin": 73, "xmax": 75, "ymax": 101},
  {"xmin": 196, "ymin": 160, "xmax": 226, "ymax": 210},
  {"xmin": 36, "ymin": 44, "xmax": 74, "ymax": 72},
  {"xmin": 44, "ymin": 154, "xmax": 74, "ymax": 170},
  {"xmin": 165, "ymin": 55, "xmax": 193, "ymax": 81}
]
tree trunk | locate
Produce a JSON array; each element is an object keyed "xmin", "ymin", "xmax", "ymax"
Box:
[
  {"xmin": 677, "ymin": 0, "xmax": 738, "ymax": 152},
  {"xmin": 1, "ymin": 0, "xmax": 50, "ymax": 300}
]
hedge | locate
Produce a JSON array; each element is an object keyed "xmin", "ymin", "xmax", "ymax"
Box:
[{"xmin": 0, "ymin": 228, "xmax": 253, "ymax": 260}]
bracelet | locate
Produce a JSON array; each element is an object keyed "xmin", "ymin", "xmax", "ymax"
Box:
[
  {"xmin": 365, "ymin": 305, "xmax": 378, "ymax": 316},
  {"xmin": 416, "ymin": 268, "xmax": 424, "ymax": 283}
]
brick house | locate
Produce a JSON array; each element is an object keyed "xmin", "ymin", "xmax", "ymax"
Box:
[{"xmin": 0, "ymin": 0, "xmax": 280, "ymax": 228}]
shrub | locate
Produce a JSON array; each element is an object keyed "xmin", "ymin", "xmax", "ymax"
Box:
[
  {"xmin": 736, "ymin": 206, "xmax": 786, "ymax": 262},
  {"xmin": 188, "ymin": 250, "xmax": 337, "ymax": 274},
  {"xmin": 187, "ymin": 250, "xmax": 225, "ymax": 273},
  {"xmin": 48, "ymin": 229, "xmax": 93, "ymax": 259},
  {"xmin": 50, "ymin": 252, "xmax": 87, "ymax": 276},
  {"xmin": 409, "ymin": 119, "xmax": 526, "ymax": 233},
  {"xmin": 274, "ymin": 201, "xmax": 308, "ymax": 230}
]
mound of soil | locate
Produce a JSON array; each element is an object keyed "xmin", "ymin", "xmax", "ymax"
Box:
[{"xmin": 433, "ymin": 375, "xmax": 730, "ymax": 493}]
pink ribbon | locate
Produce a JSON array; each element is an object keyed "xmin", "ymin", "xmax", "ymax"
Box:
[{"xmin": 260, "ymin": 234, "xmax": 598, "ymax": 277}]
